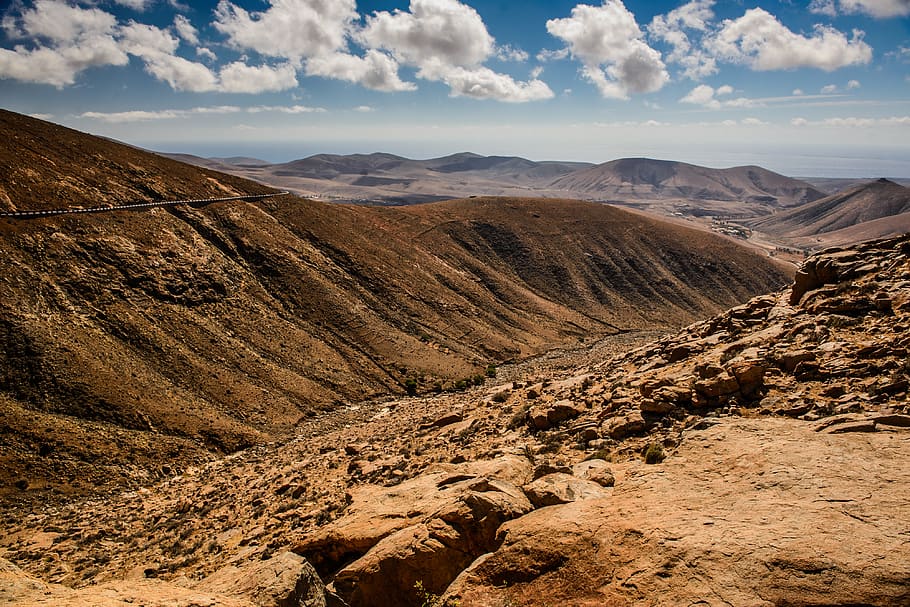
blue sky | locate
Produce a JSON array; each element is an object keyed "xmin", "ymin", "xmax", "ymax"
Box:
[{"xmin": 1, "ymin": 0, "xmax": 908, "ymax": 176}]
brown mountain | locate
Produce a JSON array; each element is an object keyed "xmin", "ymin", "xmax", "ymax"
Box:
[
  {"xmin": 749, "ymin": 178, "xmax": 910, "ymax": 247},
  {"xmin": 0, "ymin": 110, "xmax": 790, "ymax": 506},
  {"xmin": 549, "ymin": 157, "xmax": 826, "ymax": 210}
]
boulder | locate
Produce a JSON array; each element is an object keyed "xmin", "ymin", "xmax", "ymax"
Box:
[
  {"xmin": 727, "ymin": 360, "xmax": 766, "ymax": 395},
  {"xmin": 779, "ymin": 349, "xmax": 816, "ymax": 372},
  {"xmin": 571, "ymin": 459, "xmax": 615, "ymax": 488},
  {"xmin": 196, "ymin": 551, "xmax": 326, "ymax": 607},
  {"xmin": 607, "ymin": 411, "xmax": 646, "ymax": 439},
  {"xmin": 693, "ymin": 373, "xmax": 739, "ymax": 399},
  {"xmin": 522, "ymin": 473, "xmax": 611, "ymax": 508}
]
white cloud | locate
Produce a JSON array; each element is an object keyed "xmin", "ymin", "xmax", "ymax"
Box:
[
  {"xmin": 536, "ymin": 48, "xmax": 570, "ymax": 62},
  {"xmin": 708, "ymin": 8, "xmax": 873, "ymax": 71},
  {"xmin": 218, "ymin": 61, "xmax": 298, "ymax": 93},
  {"xmin": 547, "ymin": 1, "xmax": 668, "ymax": 99},
  {"xmin": 173, "ymin": 15, "xmax": 199, "ymax": 46},
  {"xmin": 214, "ymin": 0, "xmax": 357, "ymax": 63},
  {"xmin": 793, "ymin": 88, "xmax": 804, "ymax": 95},
  {"xmin": 359, "ymin": 0, "xmax": 551, "ymax": 102},
  {"xmin": 788, "ymin": 115, "xmax": 910, "ymax": 127},
  {"xmin": 28, "ymin": 113, "xmax": 54, "ymax": 120},
  {"xmin": 680, "ymin": 83, "xmax": 717, "ymax": 106},
  {"xmin": 197, "ymin": 47, "xmax": 217, "ymax": 62},
  {"xmin": 741, "ymin": 117, "xmax": 768, "ymax": 126},
  {"xmin": 119, "ymin": 21, "xmax": 220, "ymax": 92},
  {"xmin": 679, "ymin": 83, "xmax": 747, "ymax": 108},
  {"xmin": 821, "ymin": 83, "xmax": 838, "ymax": 93},
  {"xmin": 419, "ymin": 61, "xmax": 554, "ymax": 102},
  {"xmin": 840, "ymin": 0, "xmax": 910, "ymax": 18},
  {"xmin": 79, "ymin": 105, "xmax": 328, "ymax": 123},
  {"xmin": 247, "ymin": 105, "xmax": 326, "ymax": 113},
  {"xmin": 305, "ymin": 50, "xmax": 416, "ymax": 92},
  {"xmin": 496, "ymin": 44, "xmax": 529, "ymax": 62},
  {"xmin": 809, "ymin": 0, "xmax": 838, "ymax": 16},
  {"xmin": 361, "ymin": 0, "xmax": 494, "ymax": 68},
  {"xmin": 113, "ymin": 0, "xmax": 153, "ymax": 10},
  {"xmin": 847, "ymin": 79, "xmax": 861, "ymax": 89},
  {"xmin": 647, "ymin": 0, "xmax": 717, "ymax": 80},
  {"xmin": 353, "ymin": 105, "xmax": 374, "ymax": 112},
  {"xmin": 0, "ymin": 1, "xmax": 128, "ymax": 87}
]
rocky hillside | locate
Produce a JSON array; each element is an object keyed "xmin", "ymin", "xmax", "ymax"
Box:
[
  {"xmin": 2, "ymin": 236, "xmax": 907, "ymax": 607},
  {"xmin": 0, "ymin": 110, "xmax": 789, "ymax": 506}
]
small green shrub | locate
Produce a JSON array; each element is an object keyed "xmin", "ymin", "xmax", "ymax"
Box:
[
  {"xmin": 642, "ymin": 442, "xmax": 665, "ymax": 464},
  {"xmin": 485, "ymin": 365, "xmax": 498, "ymax": 378},
  {"xmin": 491, "ymin": 390, "xmax": 510, "ymax": 403}
]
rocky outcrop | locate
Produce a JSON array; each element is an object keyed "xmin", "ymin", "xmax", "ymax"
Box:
[
  {"xmin": 443, "ymin": 417, "xmax": 910, "ymax": 606},
  {"xmin": 294, "ymin": 456, "xmax": 534, "ymax": 607}
]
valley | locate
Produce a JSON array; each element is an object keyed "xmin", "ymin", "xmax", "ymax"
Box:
[{"xmin": 0, "ymin": 110, "xmax": 908, "ymax": 607}]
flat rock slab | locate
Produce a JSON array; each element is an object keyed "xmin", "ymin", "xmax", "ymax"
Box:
[{"xmin": 444, "ymin": 417, "xmax": 910, "ymax": 606}]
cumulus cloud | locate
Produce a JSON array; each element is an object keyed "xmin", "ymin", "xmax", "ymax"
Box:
[
  {"xmin": 547, "ymin": 1, "xmax": 668, "ymax": 99},
  {"xmin": 214, "ymin": 0, "xmax": 356, "ymax": 62},
  {"xmin": 847, "ymin": 79, "xmax": 861, "ymax": 89},
  {"xmin": 360, "ymin": 0, "xmax": 552, "ymax": 102},
  {"xmin": 840, "ymin": 0, "xmax": 910, "ymax": 18},
  {"xmin": 360, "ymin": 0, "xmax": 493, "ymax": 68},
  {"xmin": 305, "ymin": 49, "xmax": 416, "ymax": 91},
  {"xmin": 173, "ymin": 15, "xmax": 199, "ymax": 46},
  {"xmin": 119, "ymin": 20, "xmax": 219, "ymax": 92},
  {"xmin": 648, "ymin": 0, "xmax": 717, "ymax": 80},
  {"xmin": 419, "ymin": 60, "xmax": 554, "ymax": 102},
  {"xmin": 0, "ymin": 0, "xmax": 128, "ymax": 87},
  {"xmin": 197, "ymin": 47, "xmax": 217, "ymax": 62},
  {"xmin": 821, "ymin": 83, "xmax": 838, "ymax": 93},
  {"xmin": 708, "ymin": 8, "xmax": 873, "ymax": 71},
  {"xmin": 218, "ymin": 61, "xmax": 298, "ymax": 93},
  {"xmin": 679, "ymin": 83, "xmax": 751, "ymax": 108}
]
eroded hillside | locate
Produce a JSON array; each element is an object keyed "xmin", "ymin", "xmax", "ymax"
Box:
[{"xmin": 0, "ymin": 111, "xmax": 790, "ymax": 506}]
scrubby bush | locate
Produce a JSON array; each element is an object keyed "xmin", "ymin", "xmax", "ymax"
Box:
[{"xmin": 642, "ymin": 442, "xmax": 665, "ymax": 464}]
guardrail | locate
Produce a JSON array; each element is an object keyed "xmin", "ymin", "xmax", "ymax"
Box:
[{"xmin": 0, "ymin": 191, "xmax": 290, "ymax": 219}]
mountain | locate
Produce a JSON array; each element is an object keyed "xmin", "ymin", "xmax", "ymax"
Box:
[
  {"xmin": 3, "ymin": 235, "xmax": 907, "ymax": 607},
  {"xmin": 184, "ymin": 153, "xmax": 826, "ymax": 216},
  {"xmin": 0, "ymin": 110, "xmax": 790, "ymax": 506},
  {"xmin": 749, "ymin": 178, "xmax": 910, "ymax": 247},
  {"xmin": 549, "ymin": 157, "xmax": 827, "ymax": 210}
]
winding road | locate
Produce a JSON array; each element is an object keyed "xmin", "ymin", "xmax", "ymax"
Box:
[{"xmin": 0, "ymin": 191, "xmax": 290, "ymax": 219}]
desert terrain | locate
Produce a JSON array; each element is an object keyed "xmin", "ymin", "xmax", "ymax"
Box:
[{"xmin": 1, "ymin": 110, "xmax": 908, "ymax": 606}]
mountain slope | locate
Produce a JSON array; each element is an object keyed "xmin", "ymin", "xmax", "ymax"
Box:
[
  {"xmin": 749, "ymin": 178, "xmax": 910, "ymax": 240},
  {"xmin": 549, "ymin": 157, "xmax": 826, "ymax": 208},
  {"xmin": 0, "ymin": 110, "xmax": 790, "ymax": 506}
]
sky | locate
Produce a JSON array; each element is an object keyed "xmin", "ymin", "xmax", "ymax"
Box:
[{"xmin": 0, "ymin": 0, "xmax": 908, "ymax": 177}]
